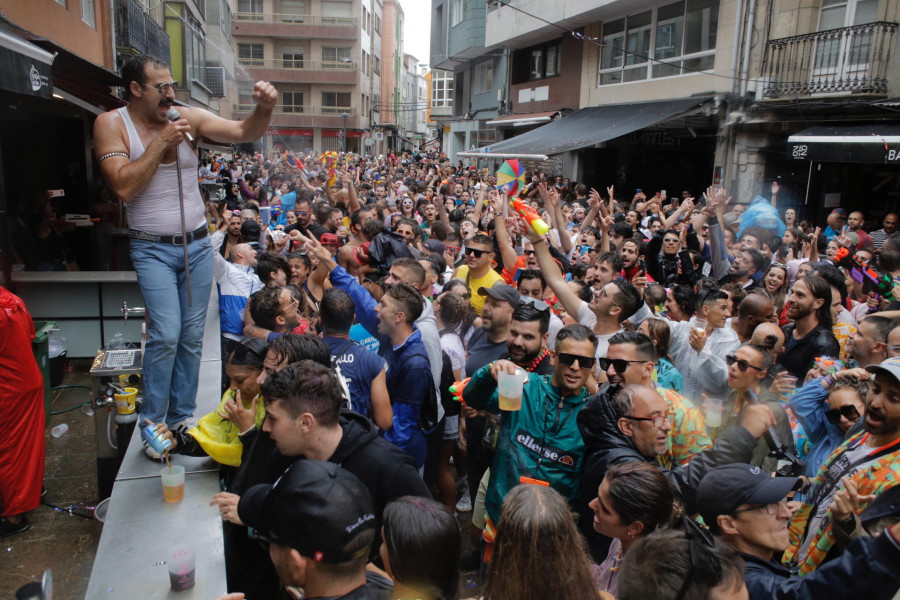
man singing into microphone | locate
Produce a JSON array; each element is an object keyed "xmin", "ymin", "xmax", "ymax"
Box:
[{"xmin": 92, "ymin": 55, "xmax": 277, "ymax": 458}]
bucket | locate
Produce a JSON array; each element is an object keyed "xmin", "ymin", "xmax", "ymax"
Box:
[{"xmin": 114, "ymin": 387, "xmax": 138, "ymax": 415}]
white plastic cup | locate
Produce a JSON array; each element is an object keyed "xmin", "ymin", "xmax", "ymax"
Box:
[
  {"xmin": 51, "ymin": 423, "xmax": 69, "ymax": 438},
  {"xmin": 167, "ymin": 544, "xmax": 196, "ymax": 591},
  {"xmin": 704, "ymin": 399, "xmax": 723, "ymax": 429},
  {"xmin": 161, "ymin": 465, "xmax": 186, "ymax": 503},
  {"xmin": 693, "ymin": 317, "xmax": 708, "ymax": 335},
  {"xmin": 498, "ymin": 369, "xmax": 525, "ymax": 411}
]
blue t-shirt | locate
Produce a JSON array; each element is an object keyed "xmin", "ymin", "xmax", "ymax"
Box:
[
  {"xmin": 324, "ymin": 336, "xmax": 386, "ymax": 421},
  {"xmin": 350, "ymin": 323, "xmax": 380, "ymax": 353}
]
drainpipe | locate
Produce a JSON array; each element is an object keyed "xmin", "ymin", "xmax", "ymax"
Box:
[
  {"xmin": 739, "ymin": 0, "xmax": 758, "ymax": 98},
  {"xmin": 729, "ymin": 0, "xmax": 745, "ymax": 96}
]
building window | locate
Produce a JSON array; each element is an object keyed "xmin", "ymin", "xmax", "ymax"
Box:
[
  {"xmin": 374, "ymin": 56, "xmax": 381, "ymax": 75},
  {"xmin": 184, "ymin": 17, "xmax": 206, "ymax": 85},
  {"xmin": 282, "ymin": 47, "xmax": 304, "ymax": 69},
  {"xmin": 473, "ymin": 61, "xmax": 493, "ymax": 94},
  {"xmin": 81, "ymin": 0, "xmax": 96, "ymax": 28},
  {"xmin": 283, "ymin": 91, "xmax": 304, "ymax": 113},
  {"xmin": 431, "ymin": 72, "xmax": 453, "ymax": 108},
  {"xmin": 55, "ymin": 0, "xmax": 66, "ymax": 6},
  {"xmin": 599, "ymin": 0, "xmax": 719, "ymax": 85},
  {"xmin": 450, "ymin": 0, "xmax": 467, "ymax": 27},
  {"xmin": 322, "ymin": 47, "xmax": 352, "ymax": 69},
  {"xmin": 238, "ymin": 83, "xmax": 254, "ymax": 109},
  {"xmin": 237, "ymin": 0, "xmax": 263, "ymax": 18},
  {"xmin": 322, "ymin": 91, "xmax": 351, "ymax": 113},
  {"xmin": 362, "ymin": 50, "xmax": 369, "ymax": 74},
  {"xmin": 362, "ymin": 6, "xmax": 369, "ymax": 31},
  {"xmin": 513, "ymin": 42, "xmax": 560, "ymax": 83},
  {"xmin": 322, "ymin": 0, "xmax": 353, "ymax": 23},
  {"xmin": 220, "ymin": 0, "xmax": 232, "ymax": 35},
  {"xmin": 374, "ymin": 14, "xmax": 381, "ymax": 34},
  {"xmin": 238, "ymin": 44, "xmax": 264, "ymax": 66},
  {"xmin": 281, "ymin": 0, "xmax": 305, "ymax": 23}
]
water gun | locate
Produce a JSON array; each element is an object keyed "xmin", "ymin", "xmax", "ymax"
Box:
[
  {"xmin": 509, "ymin": 198, "xmax": 550, "ymax": 235},
  {"xmin": 834, "ymin": 247, "xmax": 895, "ymax": 301},
  {"xmin": 448, "ymin": 378, "xmax": 471, "ymax": 406}
]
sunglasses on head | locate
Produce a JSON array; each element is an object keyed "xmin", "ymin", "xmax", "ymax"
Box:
[
  {"xmin": 725, "ymin": 355, "xmax": 766, "ymax": 372},
  {"xmin": 597, "ymin": 357, "xmax": 648, "ymax": 374},
  {"xmin": 825, "ymin": 404, "xmax": 860, "ymax": 425},
  {"xmin": 556, "ymin": 352, "xmax": 595, "ymax": 370},
  {"xmin": 465, "ymin": 247, "xmax": 488, "ymax": 258}
]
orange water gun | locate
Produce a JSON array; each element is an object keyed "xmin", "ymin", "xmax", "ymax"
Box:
[
  {"xmin": 509, "ymin": 198, "xmax": 550, "ymax": 235},
  {"xmin": 449, "ymin": 378, "xmax": 471, "ymax": 406}
]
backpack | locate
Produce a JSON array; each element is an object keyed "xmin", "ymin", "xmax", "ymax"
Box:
[{"xmin": 368, "ymin": 231, "xmax": 414, "ymax": 277}]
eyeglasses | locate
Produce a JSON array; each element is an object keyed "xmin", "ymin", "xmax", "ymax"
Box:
[
  {"xmin": 465, "ymin": 247, "xmax": 488, "ymax": 258},
  {"xmin": 297, "ymin": 210, "xmax": 308, "ymax": 216},
  {"xmin": 769, "ymin": 261, "xmax": 788, "ymax": 270},
  {"xmin": 523, "ymin": 249, "xmax": 536, "ymax": 256},
  {"xmin": 594, "ymin": 287, "xmax": 619, "ymax": 307},
  {"xmin": 142, "ymin": 81, "xmax": 178, "ymax": 94},
  {"xmin": 278, "ymin": 297, "xmax": 300, "ymax": 316},
  {"xmin": 556, "ymin": 352, "xmax": 595, "ymax": 370},
  {"xmin": 825, "ymin": 404, "xmax": 861, "ymax": 425},
  {"xmin": 725, "ymin": 355, "xmax": 766, "ymax": 372},
  {"xmin": 673, "ymin": 516, "xmax": 722, "ymax": 600},
  {"xmin": 444, "ymin": 245, "xmax": 460, "ymax": 253},
  {"xmin": 252, "ymin": 529, "xmax": 286, "ymax": 550},
  {"xmin": 733, "ymin": 500, "xmax": 788, "ymax": 516},
  {"xmin": 597, "ymin": 357, "xmax": 649, "ymax": 374},
  {"xmin": 623, "ymin": 414, "xmax": 671, "ymax": 428},
  {"xmin": 663, "ymin": 237, "xmax": 680, "ymax": 243}
]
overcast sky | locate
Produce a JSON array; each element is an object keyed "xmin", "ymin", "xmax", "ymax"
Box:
[{"xmin": 400, "ymin": 0, "xmax": 431, "ymax": 67}]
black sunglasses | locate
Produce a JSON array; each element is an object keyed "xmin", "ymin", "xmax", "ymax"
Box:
[
  {"xmin": 597, "ymin": 357, "xmax": 648, "ymax": 374},
  {"xmin": 825, "ymin": 404, "xmax": 860, "ymax": 425},
  {"xmin": 725, "ymin": 355, "xmax": 766, "ymax": 372},
  {"xmin": 556, "ymin": 352, "xmax": 595, "ymax": 370},
  {"xmin": 465, "ymin": 247, "xmax": 488, "ymax": 258}
]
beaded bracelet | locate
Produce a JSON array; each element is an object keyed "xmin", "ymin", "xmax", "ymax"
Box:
[{"xmin": 98, "ymin": 152, "xmax": 129, "ymax": 163}]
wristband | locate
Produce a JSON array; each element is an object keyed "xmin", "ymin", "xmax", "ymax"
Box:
[{"xmin": 823, "ymin": 375, "xmax": 835, "ymax": 387}]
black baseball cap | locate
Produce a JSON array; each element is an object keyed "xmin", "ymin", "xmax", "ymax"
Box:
[
  {"xmin": 238, "ymin": 460, "xmax": 376, "ymax": 564},
  {"xmin": 478, "ymin": 283, "xmax": 520, "ymax": 307},
  {"xmin": 697, "ymin": 463, "xmax": 801, "ymax": 526}
]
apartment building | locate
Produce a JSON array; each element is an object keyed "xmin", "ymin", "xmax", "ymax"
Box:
[
  {"xmin": 229, "ymin": 0, "xmax": 370, "ymax": 152},
  {"xmin": 425, "ymin": 68, "xmax": 453, "ymax": 152}
]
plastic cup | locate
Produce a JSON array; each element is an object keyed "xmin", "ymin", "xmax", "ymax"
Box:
[
  {"xmin": 161, "ymin": 465, "xmax": 185, "ymax": 503},
  {"xmin": 498, "ymin": 369, "xmax": 525, "ymax": 411},
  {"xmin": 51, "ymin": 423, "xmax": 69, "ymax": 438},
  {"xmin": 693, "ymin": 318, "xmax": 708, "ymax": 335},
  {"xmin": 167, "ymin": 544, "xmax": 196, "ymax": 591},
  {"xmin": 704, "ymin": 399, "xmax": 723, "ymax": 429}
]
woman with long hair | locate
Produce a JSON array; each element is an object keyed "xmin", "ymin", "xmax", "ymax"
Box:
[
  {"xmin": 762, "ymin": 262, "xmax": 790, "ymax": 315},
  {"xmin": 381, "ymin": 497, "xmax": 461, "ymax": 600},
  {"xmin": 589, "ymin": 460, "xmax": 678, "ymax": 598},
  {"xmin": 637, "ymin": 318, "xmax": 683, "ymax": 393},
  {"xmin": 443, "ymin": 279, "xmax": 479, "ymax": 349},
  {"xmin": 484, "ymin": 484, "xmax": 600, "ymax": 600}
]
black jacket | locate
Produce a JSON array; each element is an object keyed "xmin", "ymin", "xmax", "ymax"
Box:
[
  {"xmin": 741, "ymin": 532, "xmax": 900, "ymax": 600},
  {"xmin": 575, "ymin": 385, "xmax": 759, "ymax": 559},
  {"xmin": 645, "ymin": 229, "xmax": 701, "ymax": 286},
  {"xmin": 777, "ymin": 324, "xmax": 841, "ymax": 381}
]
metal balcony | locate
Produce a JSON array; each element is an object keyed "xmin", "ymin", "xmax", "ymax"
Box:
[
  {"xmin": 761, "ymin": 21, "xmax": 897, "ymax": 98},
  {"xmin": 116, "ymin": 0, "xmax": 171, "ymax": 63},
  {"xmin": 234, "ymin": 58, "xmax": 358, "ymax": 84},
  {"xmin": 232, "ymin": 104, "xmax": 360, "ymax": 129},
  {"xmin": 232, "ymin": 12, "xmax": 357, "ymax": 40}
]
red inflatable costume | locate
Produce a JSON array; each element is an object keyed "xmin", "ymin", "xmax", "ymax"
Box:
[{"xmin": 0, "ymin": 286, "xmax": 45, "ymax": 523}]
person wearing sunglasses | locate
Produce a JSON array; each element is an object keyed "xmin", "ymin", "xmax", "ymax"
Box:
[
  {"xmin": 722, "ymin": 344, "xmax": 795, "ymax": 473},
  {"xmin": 93, "ymin": 55, "xmax": 277, "ymax": 458},
  {"xmin": 697, "ymin": 463, "xmax": 900, "ymax": 600},
  {"xmin": 789, "ymin": 367, "xmax": 869, "ymax": 478},
  {"xmin": 453, "ymin": 233, "xmax": 502, "ymax": 316},
  {"xmin": 461, "ymin": 324, "xmax": 598, "ymax": 563}
]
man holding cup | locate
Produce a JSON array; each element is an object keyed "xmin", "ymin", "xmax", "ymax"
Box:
[{"xmin": 462, "ymin": 324, "xmax": 598, "ymax": 562}]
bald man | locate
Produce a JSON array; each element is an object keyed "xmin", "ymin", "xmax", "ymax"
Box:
[
  {"xmin": 847, "ymin": 211, "xmax": 873, "ymax": 248},
  {"xmin": 730, "ymin": 293, "xmax": 775, "ymax": 344},
  {"xmin": 871, "ymin": 212, "xmax": 899, "ymax": 251}
]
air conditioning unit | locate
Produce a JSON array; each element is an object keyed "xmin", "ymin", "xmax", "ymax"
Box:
[{"xmin": 206, "ymin": 66, "xmax": 226, "ymax": 98}]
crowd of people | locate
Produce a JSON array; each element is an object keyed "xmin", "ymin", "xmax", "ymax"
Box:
[
  {"xmin": 166, "ymin": 143, "xmax": 900, "ymax": 600},
  {"xmin": 5, "ymin": 56, "xmax": 900, "ymax": 600}
]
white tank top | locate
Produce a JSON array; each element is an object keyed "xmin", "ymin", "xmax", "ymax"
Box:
[{"xmin": 118, "ymin": 107, "xmax": 206, "ymax": 235}]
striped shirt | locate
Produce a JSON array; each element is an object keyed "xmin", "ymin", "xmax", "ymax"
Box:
[{"xmin": 868, "ymin": 228, "xmax": 896, "ymax": 250}]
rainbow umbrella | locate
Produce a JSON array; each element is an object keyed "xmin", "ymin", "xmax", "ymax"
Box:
[{"xmin": 495, "ymin": 159, "xmax": 526, "ymax": 196}]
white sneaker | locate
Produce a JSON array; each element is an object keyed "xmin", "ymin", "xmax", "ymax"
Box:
[
  {"xmin": 171, "ymin": 417, "xmax": 198, "ymax": 435},
  {"xmin": 455, "ymin": 488, "xmax": 472, "ymax": 512}
]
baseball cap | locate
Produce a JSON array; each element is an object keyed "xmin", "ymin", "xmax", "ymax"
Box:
[
  {"xmin": 865, "ymin": 356, "xmax": 900, "ymax": 384},
  {"xmin": 238, "ymin": 460, "xmax": 376, "ymax": 564},
  {"xmin": 320, "ymin": 232, "xmax": 340, "ymax": 246},
  {"xmin": 696, "ymin": 463, "xmax": 801, "ymax": 526},
  {"xmin": 423, "ymin": 239, "xmax": 446, "ymax": 255},
  {"xmin": 478, "ymin": 283, "xmax": 520, "ymax": 307},
  {"xmin": 832, "ymin": 208, "xmax": 848, "ymax": 217},
  {"xmin": 240, "ymin": 219, "xmax": 261, "ymax": 242}
]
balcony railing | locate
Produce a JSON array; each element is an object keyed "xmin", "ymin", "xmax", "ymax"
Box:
[
  {"xmin": 117, "ymin": 0, "xmax": 171, "ymax": 63},
  {"xmin": 233, "ymin": 104, "xmax": 355, "ymax": 116},
  {"xmin": 233, "ymin": 12, "xmax": 356, "ymax": 26},
  {"xmin": 235, "ymin": 58, "xmax": 356, "ymax": 71},
  {"xmin": 762, "ymin": 21, "xmax": 897, "ymax": 98}
]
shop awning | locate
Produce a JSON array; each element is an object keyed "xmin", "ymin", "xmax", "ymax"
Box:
[
  {"xmin": 787, "ymin": 124, "xmax": 900, "ymax": 163},
  {"xmin": 27, "ymin": 38, "xmax": 125, "ymax": 112},
  {"xmin": 0, "ymin": 28, "xmax": 54, "ymax": 98},
  {"xmin": 472, "ymin": 96, "xmax": 713, "ymax": 156},
  {"xmin": 486, "ymin": 111, "xmax": 560, "ymax": 128}
]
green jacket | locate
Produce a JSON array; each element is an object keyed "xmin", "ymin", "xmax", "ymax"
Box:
[{"xmin": 464, "ymin": 365, "xmax": 589, "ymax": 525}]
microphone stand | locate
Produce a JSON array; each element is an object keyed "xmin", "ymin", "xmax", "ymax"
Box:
[{"xmin": 174, "ymin": 144, "xmax": 193, "ymax": 306}]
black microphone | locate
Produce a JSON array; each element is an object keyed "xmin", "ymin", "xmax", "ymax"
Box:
[{"xmin": 165, "ymin": 107, "xmax": 195, "ymax": 147}]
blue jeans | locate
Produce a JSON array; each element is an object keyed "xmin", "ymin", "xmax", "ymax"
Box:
[{"xmin": 130, "ymin": 235, "xmax": 213, "ymax": 429}]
